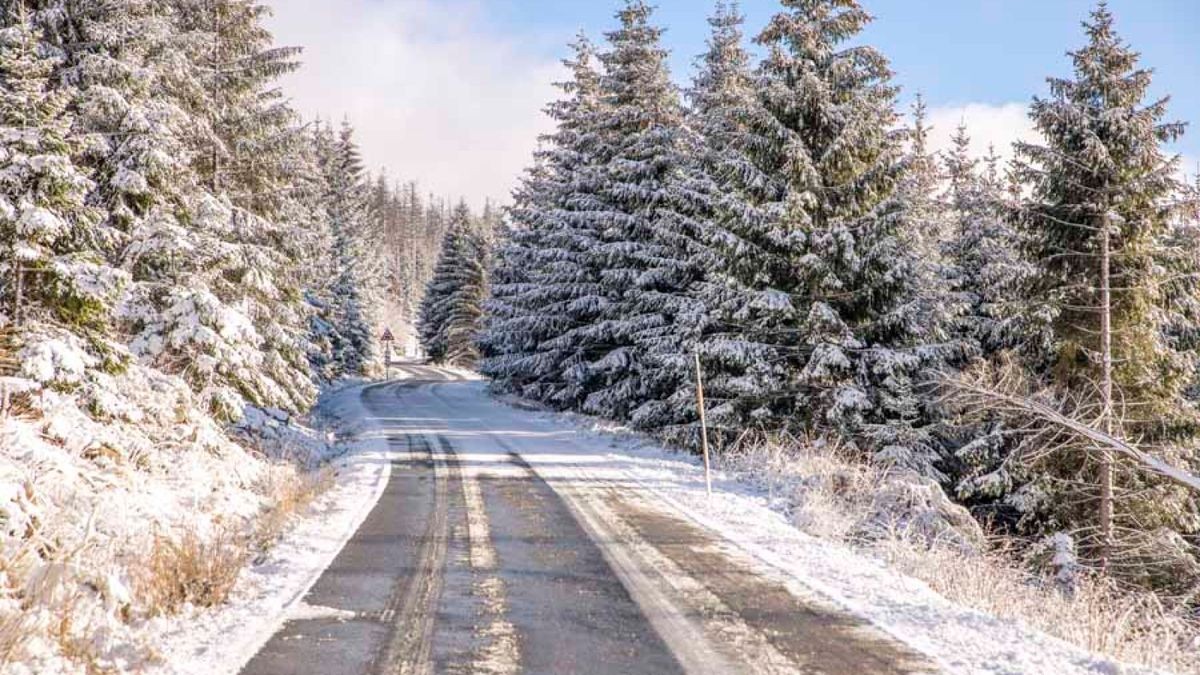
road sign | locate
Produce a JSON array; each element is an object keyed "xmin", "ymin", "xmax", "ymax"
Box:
[{"xmin": 381, "ymin": 329, "xmax": 395, "ymax": 342}]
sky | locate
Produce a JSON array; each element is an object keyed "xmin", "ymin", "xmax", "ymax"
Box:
[{"xmin": 263, "ymin": 0, "xmax": 1200, "ymax": 207}]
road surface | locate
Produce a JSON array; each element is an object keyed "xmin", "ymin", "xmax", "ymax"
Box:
[{"xmin": 240, "ymin": 365, "xmax": 934, "ymax": 675}]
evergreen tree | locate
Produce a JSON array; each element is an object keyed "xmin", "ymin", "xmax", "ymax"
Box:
[
  {"xmin": 940, "ymin": 127, "xmax": 1030, "ymax": 519},
  {"xmin": 768, "ymin": 1, "xmax": 936, "ymax": 476},
  {"xmin": 900, "ymin": 96, "xmax": 947, "ymax": 260},
  {"xmin": 419, "ymin": 202, "xmax": 488, "ymax": 368},
  {"xmin": 1011, "ymin": 3, "xmax": 1198, "ymax": 570},
  {"xmin": 943, "ymin": 128, "xmax": 1025, "ymax": 357},
  {"xmin": 93, "ymin": 0, "xmax": 316, "ymax": 418},
  {"xmin": 692, "ymin": 0, "xmax": 939, "ymax": 475},
  {"xmin": 480, "ymin": 34, "xmax": 609, "ymax": 405},
  {"xmin": 319, "ymin": 121, "xmax": 377, "ymax": 377},
  {"xmin": 568, "ymin": 0, "xmax": 709, "ymax": 422},
  {"xmin": 682, "ymin": 0, "xmax": 780, "ymax": 444},
  {"xmin": 0, "ymin": 13, "xmax": 121, "ymax": 337}
]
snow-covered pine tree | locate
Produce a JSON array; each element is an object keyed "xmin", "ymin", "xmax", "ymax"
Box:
[
  {"xmin": 1012, "ymin": 3, "xmax": 1199, "ymax": 574},
  {"xmin": 419, "ymin": 202, "xmax": 488, "ymax": 368},
  {"xmin": 318, "ymin": 120, "xmax": 378, "ymax": 377},
  {"xmin": 692, "ymin": 0, "xmax": 940, "ymax": 475},
  {"xmin": 939, "ymin": 127, "xmax": 1031, "ymax": 518},
  {"xmin": 562, "ymin": 0, "xmax": 709, "ymax": 423},
  {"xmin": 769, "ymin": 1, "xmax": 943, "ymax": 476},
  {"xmin": 680, "ymin": 0, "xmax": 790, "ymax": 444},
  {"xmin": 168, "ymin": 0, "xmax": 302, "ymax": 215},
  {"xmin": 0, "ymin": 12, "xmax": 123, "ymax": 344},
  {"xmin": 39, "ymin": 0, "xmax": 197, "ymax": 239},
  {"xmin": 442, "ymin": 205, "xmax": 489, "ymax": 368},
  {"xmin": 688, "ymin": 1, "xmax": 754, "ymax": 173},
  {"xmin": 621, "ymin": 0, "xmax": 756, "ymax": 444},
  {"xmin": 942, "ymin": 127, "xmax": 1025, "ymax": 357},
  {"xmin": 103, "ymin": 0, "xmax": 319, "ymax": 418},
  {"xmin": 480, "ymin": 34, "xmax": 610, "ymax": 406},
  {"xmin": 179, "ymin": 0, "xmax": 317, "ymax": 409},
  {"xmin": 900, "ymin": 96, "xmax": 947, "ymax": 261}
]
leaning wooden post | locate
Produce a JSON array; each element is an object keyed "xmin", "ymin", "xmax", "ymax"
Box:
[
  {"xmin": 12, "ymin": 263, "xmax": 23, "ymax": 328},
  {"xmin": 694, "ymin": 351, "xmax": 713, "ymax": 498}
]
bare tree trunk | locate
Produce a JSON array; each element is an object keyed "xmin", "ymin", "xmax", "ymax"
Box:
[
  {"xmin": 210, "ymin": 0, "xmax": 222, "ymax": 194},
  {"xmin": 1098, "ymin": 211, "xmax": 1114, "ymax": 570}
]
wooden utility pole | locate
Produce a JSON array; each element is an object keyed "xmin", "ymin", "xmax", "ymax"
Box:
[
  {"xmin": 1098, "ymin": 210, "xmax": 1114, "ymax": 570},
  {"xmin": 694, "ymin": 352, "xmax": 713, "ymax": 498}
]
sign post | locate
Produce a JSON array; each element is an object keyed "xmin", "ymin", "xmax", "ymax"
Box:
[{"xmin": 381, "ymin": 328, "xmax": 395, "ymax": 379}]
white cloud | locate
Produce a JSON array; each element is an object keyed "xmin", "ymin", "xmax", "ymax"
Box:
[
  {"xmin": 924, "ymin": 102, "xmax": 1038, "ymax": 164},
  {"xmin": 263, "ymin": 0, "xmax": 561, "ymax": 207}
]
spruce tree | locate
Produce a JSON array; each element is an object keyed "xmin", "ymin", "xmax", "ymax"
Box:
[
  {"xmin": 111, "ymin": 0, "xmax": 317, "ymax": 417},
  {"xmin": 941, "ymin": 127, "xmax": 1030, "ymax": 517},
  {"xmin": 693, "ymin": 0, "xmax": 939, "ymax": 475},
  {"xmin": 420, "ymin": 203, "xmax": 488, "ymax": 368},
  {"xmin": 320, "ymin": 121, "xmax": 377, "ymax": 377},
  {"xmin": 480, "ymin": 34, "xmax": 609, "ymax": 405},
  {"xmin": 0, "ymin": 13, "xmax": 120, "ymax": 337},
  {"xmin": 943, "ymin": 128, "xmax": 1025, "ymax": 357},
  {"xmin": 768, "ymin": 1, "xmax": 936, "ymax": 476},
  {"xmin": 683, "ymin": 0, "xmax": 783, "ymax": 444},
  {"xmin": 1013, "ymin": 3, "xmax": 1198, "ymax": 572},
  {"xmin": 568, "ymin": 0, "xmax": 709, "ymax": 422},
  {"xmin": 621, "ymin": 0, "xmax": 757, "ymax": 445}
]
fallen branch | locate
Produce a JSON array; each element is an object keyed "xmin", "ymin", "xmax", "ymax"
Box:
[{"xmin": 943, "ymin": 377, "xmax": 1200, "ymax": 494}]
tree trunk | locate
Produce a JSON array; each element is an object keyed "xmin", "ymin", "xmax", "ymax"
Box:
[{"xmin": 1098, "ymin": 210, "xmax": 1114, "ymax": 570}]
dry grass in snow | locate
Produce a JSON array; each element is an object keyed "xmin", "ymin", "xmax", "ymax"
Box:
[
  {"xmin": 250, "ymin": 466, "xmax": 335, "ymax": 554},
  {"xmin": 0, "ymin": 360, "xmax": 339, "ymax": 675},
  {"xmin": 135, "ymin": 528, "xmax": 250, "ymax": 618},
  {"xmin": 716, "ymin": 435, "xmax": 1200, "ymax": 674}
]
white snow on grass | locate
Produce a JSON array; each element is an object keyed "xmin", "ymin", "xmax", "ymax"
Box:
[
  {"xmin": 418, "ymin": 381, "xmax": 1167, "ymax": 675},
  {"xmin": 143, "ymin": 382, "xmax": 394, "ymax": 675},
  {"xmin": 0, "ymin": 365, "xmax": 392, "ymax": 675}
]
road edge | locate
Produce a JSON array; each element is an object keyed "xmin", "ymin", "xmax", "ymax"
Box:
[{"xmin": 152, "ymin": 382, "xmax": 397, "ymax": 675}]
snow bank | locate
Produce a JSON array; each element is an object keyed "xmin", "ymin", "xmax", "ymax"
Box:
[
  {"xmin": 142, "ymin": 382, "xmax": 393, "ymax": 675},
  {"xmin": 0, "ymin": 324, "xmax": 385, "ymax": 674}
]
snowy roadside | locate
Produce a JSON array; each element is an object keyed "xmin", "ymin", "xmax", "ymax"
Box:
[
  {"xmin": 476, "ymin": 387, "xmax": 1168, "ymax": 675},
  {"xmin": 140, "ymin": 382, "xmax": 394, "ymax": 675}
]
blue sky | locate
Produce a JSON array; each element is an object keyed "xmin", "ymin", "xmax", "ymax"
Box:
[
  {"xmin": 268, "ymin": 1, "xmax": 1199, "ymax": 205},
  {"xmin": 489, "ymin": 0, "xmax": 1200, "ymax": 167}
]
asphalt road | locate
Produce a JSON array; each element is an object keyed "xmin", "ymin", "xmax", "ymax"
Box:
[{"xmin": 239, "ymin": 365, "xmax": 934, "ymax": 675}]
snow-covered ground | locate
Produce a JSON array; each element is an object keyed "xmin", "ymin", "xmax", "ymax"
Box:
[
  {"xmin": 0, "ymin": 365, "xmax": 387, "ymax": 675},
  {"xmin": 141, "ymin": 383, "xmax": 394, "ymax": 674}
]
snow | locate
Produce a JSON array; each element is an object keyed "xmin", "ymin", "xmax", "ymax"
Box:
[
  {"xmin": 20, "ymin": 338, "xmax": 96, "ymax": 386},
  {"xmin": 142, "ymin": 382, "xmax": 393, "ymax": 675},
  {"xmin": 16, "ymin": 205, "xmax": 68, "ymax": 239},
  {"xmin": 0, "ymin": 345, "xmax": 375, "ymax": 675}
]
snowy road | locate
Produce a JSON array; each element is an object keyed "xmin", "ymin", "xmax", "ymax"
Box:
[{"xmin": 239, "ymin": 365, "xmax": 934, "ymax": 674}]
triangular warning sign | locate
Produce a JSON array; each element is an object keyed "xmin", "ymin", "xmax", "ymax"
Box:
[{"xmin": 381, "ymin": 329, "xmax": 395, "ymax": 342}]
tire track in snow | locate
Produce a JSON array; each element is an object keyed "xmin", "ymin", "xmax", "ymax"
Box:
[{"xmin": 377, "ymin": 434, "xmax": 447, "ymax": 675}]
